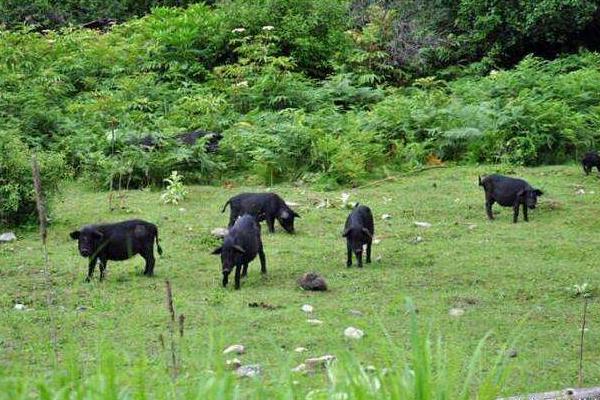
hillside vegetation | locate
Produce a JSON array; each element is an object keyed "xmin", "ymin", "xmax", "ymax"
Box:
[{"xmin": 2, "ymin": 1, "xmax": 600, "ymax": 225}]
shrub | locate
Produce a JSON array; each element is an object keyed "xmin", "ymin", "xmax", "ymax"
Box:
[
  {"xmin": 0, "ymin": 133, "xmax": 67, "ymax": 225},
  {"xmin": 161, "ymin": 170, "xmax": 188, "ymax": 205}
]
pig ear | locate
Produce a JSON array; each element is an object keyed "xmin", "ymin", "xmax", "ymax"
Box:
[
  {"xmin": 211, "ymin": 246, "xmax": 223, "ymax": 255},
  {"xmin": 534, "ymin": 189, "xmax": 544, "ymax": 196},
  {"xmin": 233, "ymin": 244, "xmax": 246, "ymax": 254},
  {"xmin": 69, "ymin": 231, "xmax": 80, "ymax": 240},
  {"xmin": 292, "ymin": 210, "xmax": 300, "ymax": 218},
  {"xmin": 342, "ymin": 228, "xmax": 351, "ymax": 237},
  {"xmin": 92, "ymin": 230, "xmax": 103, "ymax": 239},
  {"xmin": 362, "ymin": 227, "xmax": 373, "ymax": 238}
]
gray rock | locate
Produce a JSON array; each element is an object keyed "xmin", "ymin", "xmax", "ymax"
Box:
[
  {"xmin": 294, "ymin": 347, "xmax": 308, "ymax": 353},
  {"xmin": 344, "ymin": 327, "xmax": 364, "ymax": 339},
  {"xmin": 301, "ymin": 304, "xmax": 314, "ymax": 313},
  {"xmin": 507, "ymin": 349, "xmax": 518, "ymax": 358},
  {"xmin": 414, "ymin": 221, "xmax": 432, "ymax": 228},
  {"xmin": 349, "ymin": 309, "xmax": 363, "ymax": 317},
  {"xmin": 14, "ymin": 303, "xmax": 26, "ymax": 311},
  {"xmin": 411, "ymin": 236, "xmax": 424, "ymax": 244},
  {"xmin": 0, "ymin": 232, "xmax": 16, "ymax": 243},
  {"xmin": 211, "ymin": 228, "xmax": 229, "ymax": 238},
  {"xmin": 305, "ymin": 355, "xmax": 336, "ymax": 371},
  {"xmin": 226, "ymin": 358, "xmax": 242, "ymax": 369},
  {"xmin": 236, "ymin": 364, "xmax": 261, "ymax": 378},
  {"xmin": 448, "ymin": 308, "xmax": 464, "ymax": 317},
  {"xmin": 298, "ymin": 272, "xmax": 328, "ymax": 291},
  {"xmin": 223, "ymin": 344, "xmax": 245, "ymax": 355},
  {"xmin": 291, "ymin": 363, "xmax": 306, "ymax": 373}
]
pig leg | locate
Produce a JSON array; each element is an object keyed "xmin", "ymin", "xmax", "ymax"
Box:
[
  {"xmin": 258, "ymin": 247, "xmax": 267, "ymax": 274},
  {"xmin": 512, "ymin": 201, "xmax": 520, "ymax": 223},
  {"xmin": 366, "ymin": 240, "xmax": 372, "ymax": 264},
  {"xmin": 266, "ymin": 216, "xmax": 275, "ymax": 233},
  {"xmin": 242, "ymin": 263, "xmax": 248, "ymax": 278},
  {"xmin": 485, "ymin": 197, "xmax": 495, "ymax": 220},
  {"xmin": 234, "ymin": 265, "xmax": 242, "ymax": 290},
  {"xmin": 86, "ymin": 257, "xmax": 98, "ymax": 282},
  {"xmin": 346, "ymin": 242, "xmax": 353, "ymax": 267},
  {"xmin": 356, "ymin": 250, "xmax": 363, "ymax": 268},
  {"xmin": 222, "ymin": 272, "xmax": 229, "ymax": 287},
  {"xmin": 99, "ymin": 258, "xmax": 108, "ymax": 281},
  {"xmin": 522, "ymin": 203, "xmax": 529, "ymax": 222},
  {"xmin": 143, "ymin": 252, "xmax": 155, "ymax": 276}
]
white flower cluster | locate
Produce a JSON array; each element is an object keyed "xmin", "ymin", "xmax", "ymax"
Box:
[{"xmin": 231, "ymin": 28, "xmax": 246, "ymax": 33}]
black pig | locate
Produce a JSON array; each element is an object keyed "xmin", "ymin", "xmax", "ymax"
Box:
[
  {"xmin": 70, "ymin": 219, "xmax": 162, "ymax": 281},
  {"xmin": 582, "ymin": 151, "xmax": 600, "ymax": 175},
  {"xmin": 212, "ymin": 214, "xmax": 266, "ymax": 290},
  {"xmin": 479, "ymin": 174, "xmax": 543, "ymax": 223},
  {"xmin": 222, "ymin": 192, "xmax": 300, "ymax": 233},
  {"xmin": 176, "ymin": 129, "xmax": 223, "ymax": 153},
  {"xmin": 343, "ymin": 204, "xmax": 374, "ymax": 268}
]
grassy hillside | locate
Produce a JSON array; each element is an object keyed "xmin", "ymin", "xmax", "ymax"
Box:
[{"xmin": 2, "ymin": 165, "xmax": 599, "ymax": 398}]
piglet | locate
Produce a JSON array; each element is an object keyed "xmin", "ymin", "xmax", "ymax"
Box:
[
  {"xmin": 479, "ymin": 174, "xmax": 543, "ymax": 223},
  {"xmin": 212, "ymin": 214, "xmax": 266, "ymax": 290},
  {"xmin": 222, "ymin": 192, "xmax": 300, "ymax": 233},
  {"xmin": 343, "ymin": 204, "xmax": 374, "ymax": 268},
  {"xmin": 70, "ymin": 219, "xmax": 162, "ymax": 281}
]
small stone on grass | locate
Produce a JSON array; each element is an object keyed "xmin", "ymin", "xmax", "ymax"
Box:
[
  {"xmin": 344, "ymin": 327, "xmax": 364, "ymax": 339},
  {"xmin": 0, "ymin": 232, "xmax": 17, "ymax": 243},
  {"xmin": 414, "ymin": 221, "xmax": 432, "ymax": 228},
  {"xmin": 226, "ymin": 358, "xmax": 242, "ymax": 369},
  {"xmin": 236, "ymin": 364, "xmax": 261, "ymax": 378},
  {"xmin": 223, "ymin": 344, "xmax": 245, "ymax": 355},
  {"xmin": 294, "ymin": 347, "xmax": 308, "ymax": 353},
  {"xmin": 305, "ymin": 355, "xmax": 336, "ymax": 371},
  {"xmin": 211, "ymin": 228, "xmax": 229, "ymax": 238},
  {"xmin": 448, "ymin": 308, "xmax": 464, "ymax": 317},
  {"xmin": 301, "ymin": 304, "xmax": 313, "ymax": 313}
]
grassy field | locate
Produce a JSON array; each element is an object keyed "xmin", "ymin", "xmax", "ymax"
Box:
[{"xmin": 1, "ymin": 165, "xmax": 600, "ymax": 398}]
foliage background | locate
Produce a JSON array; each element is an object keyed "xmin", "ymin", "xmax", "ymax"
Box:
[{"xmin": 1, "ymin": 0, "xmax": 600, "ymax": 222}]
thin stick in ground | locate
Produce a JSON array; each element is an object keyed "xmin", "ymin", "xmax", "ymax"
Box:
[
  {"xmin": 165, "ymin": 280, "xmax": 178, "ymax": 379},
  {"xmin": 32, "ymin": 155, "xmax": 59, "ymax": 363},
  {"xmin": 578, "ymin": 297, "xmax": 589, "ymax": 387}
]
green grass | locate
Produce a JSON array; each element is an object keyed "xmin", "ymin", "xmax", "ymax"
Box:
[{"xmin": 1, "ymin": 165, "xmax": 599, "ymax": 398}]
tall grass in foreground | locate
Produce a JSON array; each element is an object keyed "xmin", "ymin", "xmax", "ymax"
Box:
[{"xmin": 0, "ymin": 299, "xmax": 512, "ymax": 400}]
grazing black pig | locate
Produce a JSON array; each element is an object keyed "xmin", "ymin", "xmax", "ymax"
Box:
[
  {"xmin": 222, "ymin": 192, "xmax": 300, "ymax": 233},
  {"xmin": 212, "ymin": 214, "xmax": 266, "ymax": 290},
  {"xmin": 343, "ymin": 204, "xmax": 374, "ymax": 268},
  {"xmin": 70, "ymin": 219, "xmax": 162, "ymax": 281},
  {"xmin": 478, "ymin": 174, "xmax": 543, "ymax": 223},
  {"xmin": 582, "ymin": 151, "xmax": 600, "ymax": 175}
]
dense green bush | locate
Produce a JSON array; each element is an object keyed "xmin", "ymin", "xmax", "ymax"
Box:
[
  {"xmin": 1, "ymin": 2, "xmax": 600, "ymax": 199},
  {"xmin": 0, "ymin": 133, "xmax": 68, "ymax": 225},
  {"xmin": 0, "ymin": 0, "xmax": 203, "ymax": 29},
  {"xmin": 367, "ymin": 53, "xmax": 600, "ymax": 166}
]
